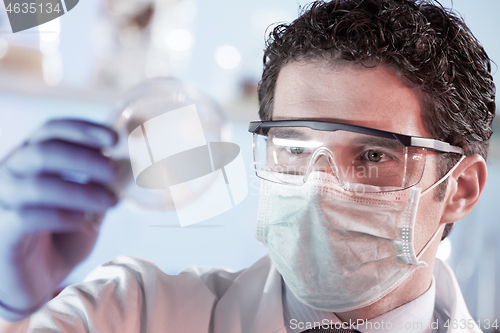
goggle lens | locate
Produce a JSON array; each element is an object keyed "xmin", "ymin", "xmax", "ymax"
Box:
[{"xmin": 253, "ymin": 127, "xmax": 427, "ymax": 192}]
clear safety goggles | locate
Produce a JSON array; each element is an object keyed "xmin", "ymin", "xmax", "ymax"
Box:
[{"xmin": 248, "ymin": 120, "xmax": 465, "ymax": 193}]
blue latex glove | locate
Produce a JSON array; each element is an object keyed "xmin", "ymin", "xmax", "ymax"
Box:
[{"xmin": 0, "ymin": 119, "xmax": 119, "ymax": 321}]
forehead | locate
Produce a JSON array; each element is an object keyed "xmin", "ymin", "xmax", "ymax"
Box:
[{"xmin": 272, "ymin": 60, "xmax": 430, "ymax": 138}]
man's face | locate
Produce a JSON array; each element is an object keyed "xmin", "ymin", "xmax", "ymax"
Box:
[{"xmin": 272, "ymin": 60, "xmax": 446, "ymax": 261}]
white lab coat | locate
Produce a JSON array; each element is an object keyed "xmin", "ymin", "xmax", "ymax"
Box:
[{"xmin": 27, "ymin": 256, "xmax": 481, "ymax": 333}]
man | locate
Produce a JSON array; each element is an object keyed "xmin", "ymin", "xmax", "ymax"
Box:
[{"xmin": 0, "ymin": 0, "xmax": 495, "ymax": 332}]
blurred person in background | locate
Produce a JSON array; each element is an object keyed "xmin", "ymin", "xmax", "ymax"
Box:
[
  {"xmin": 92, "ymin": 0, "xmax": 155, "ymax": 89},
  {"xmin": 0, "ymin": 1, "xmax": 496, "ymax": 332}
]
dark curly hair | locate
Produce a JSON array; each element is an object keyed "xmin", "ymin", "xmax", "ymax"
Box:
[{"xmin": 258, "ymin": 0, "xmax": 496, "ymax": 239}]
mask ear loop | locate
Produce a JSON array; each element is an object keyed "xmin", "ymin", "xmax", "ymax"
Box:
[
  {"xmin": 416, "ymin": 223, "xmax": 445, "ymax": 260},
  {"xmin": 421, "ymin": 155, "xmax": 466, "ymax": 196},
  {"xmin": 416, "ymin": 154, "xmax": 466, "ymax": 260}
]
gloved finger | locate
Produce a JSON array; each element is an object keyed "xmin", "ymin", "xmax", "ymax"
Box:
[
  {"xmin": 0, "ymin": 175, "xmax": 118, "ymax": 212},
  {"xmin": 16, "ymin": 207, "xmax": 99, "ymax": 233},
  {"xmin": 28, "ymin": 119, "xmax": 118, "ymax": 149},
  {"xmin": 4, "ymin": 140, "xmax": 117, "ymax": 184}
]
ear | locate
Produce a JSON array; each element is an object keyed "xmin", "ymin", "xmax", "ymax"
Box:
[{"xmin": 441, "ymin": 154, "xmax": 487, "ymax": 224}]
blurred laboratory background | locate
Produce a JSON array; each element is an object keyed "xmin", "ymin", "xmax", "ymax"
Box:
[{"xmin": 0, "ymin": 0, "xmax": 498, "ymax": 328}]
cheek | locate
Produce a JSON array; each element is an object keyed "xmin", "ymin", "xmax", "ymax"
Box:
[
  {"xmin": 412, "ymin": 152, "xmax": 445, "ymax": 251},
  {"xmin": 413, "ymin": 192, "xmax": 445, "ymax": 253}
]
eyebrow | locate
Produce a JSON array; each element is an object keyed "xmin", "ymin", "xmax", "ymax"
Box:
[
  {"xmin": 272, "ymin": 137, "xmax": 323, "ymax": 148},
  {"xmin": 268, "ymin": 127, "xmax": 312, "ymax": 140},
  {"xmin": 348, "ymin": 136, "xmax": 402, "ymax": 150},
  {"xmin": 269, "ymin": 128, "xmax": 402, "ymax": 150}
]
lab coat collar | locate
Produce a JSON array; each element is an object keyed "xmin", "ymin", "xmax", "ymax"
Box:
[
  {"xmin": 213, "ymin": 255, "xmax": 285, "ymax": 333},
  {"xmin": 433, "ymin": 258, "xmax": 482, "ymax": 333}
]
